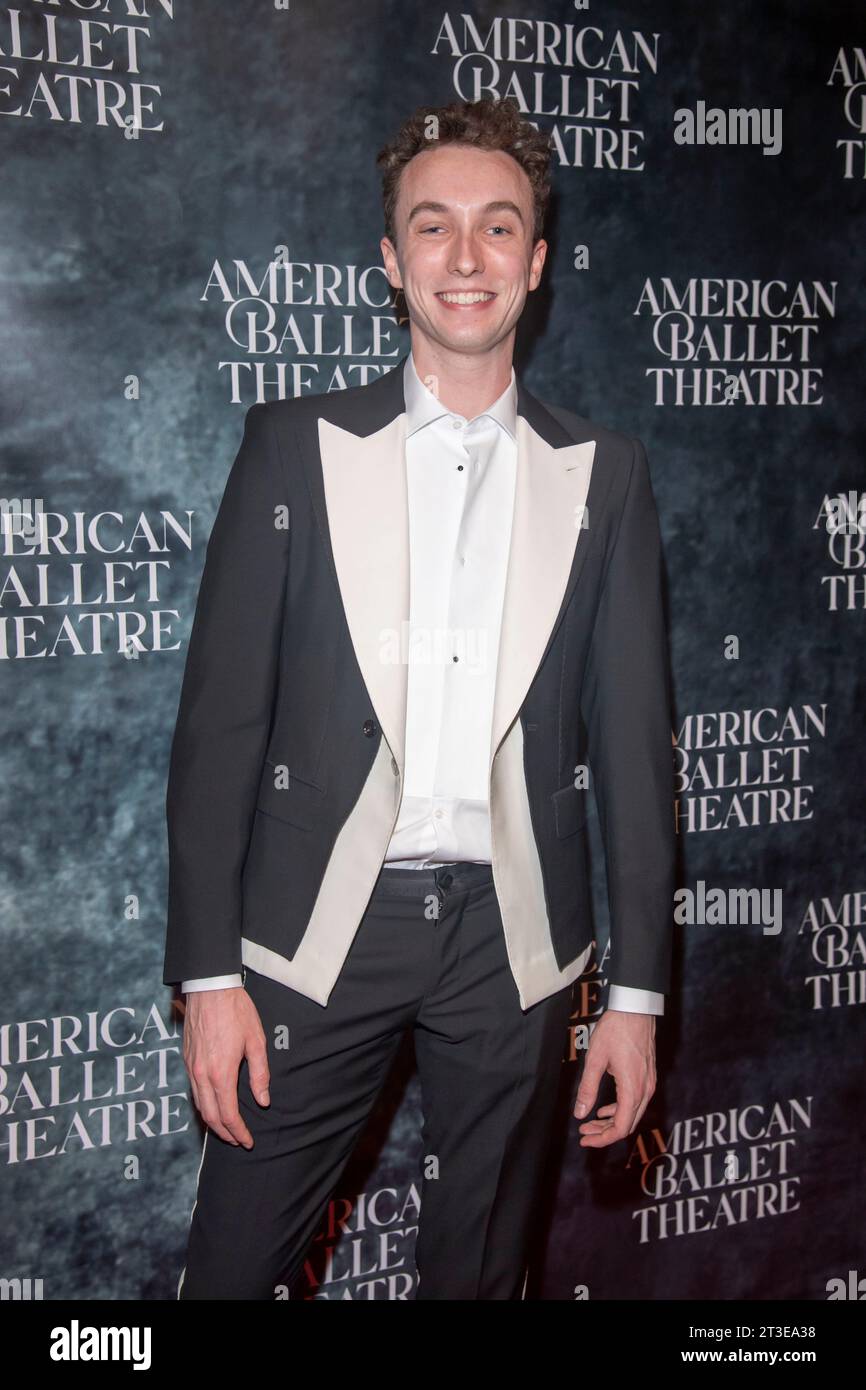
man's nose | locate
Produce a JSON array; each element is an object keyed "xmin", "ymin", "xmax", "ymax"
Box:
[{"xmin": 448, "ymin": 233, "xmax": 484, "ymax": 274}]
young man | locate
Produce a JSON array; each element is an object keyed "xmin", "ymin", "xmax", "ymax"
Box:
[{"xmin": 164, "ymin": 97, "xmax": 675, "ymax": 1300}]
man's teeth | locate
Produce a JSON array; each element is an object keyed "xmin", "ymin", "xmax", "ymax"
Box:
[{"xmin": 437, "ymin": 291, "xmax": 495, "ymax": 304}]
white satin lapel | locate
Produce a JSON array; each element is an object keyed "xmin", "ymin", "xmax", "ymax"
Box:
[
  {"xmin": 490, "ymin": 418, "xmax": 596, "ymax": 765},
  {"xmin": 317, "ymin": 407, "xmax": 595, "ymax": 782},
  {"xmin": 318, "ymin": 414, "xmax": 409, "ymax": 772}
]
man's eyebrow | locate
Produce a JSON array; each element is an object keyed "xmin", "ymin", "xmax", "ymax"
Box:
[{"xmin": 406, "ymin": 199, "xmax": 526, "ymax": 226}]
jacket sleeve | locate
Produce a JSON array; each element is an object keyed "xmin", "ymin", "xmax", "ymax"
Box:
[
  {"xmin": 163, "ymin": 403, "xmax": 290, "ymax": 984},
  {"xmin": 578, "ymin": 435, "xmax": 675, "ymax": 998}
]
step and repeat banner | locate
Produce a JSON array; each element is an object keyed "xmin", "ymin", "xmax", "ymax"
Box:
[{"xmin": 1, "ymin": 0, "xmax": 864, "ymax": 1302}]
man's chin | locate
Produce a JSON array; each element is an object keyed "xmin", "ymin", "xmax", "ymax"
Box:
[{"xmin": 428, "ymin": 320, "xmax": 504, "ymax": 353}]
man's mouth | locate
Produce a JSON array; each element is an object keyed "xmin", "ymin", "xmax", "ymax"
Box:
[{"xmin": 435, "ymin": 290, "xmax": 497, "ymax": 305}]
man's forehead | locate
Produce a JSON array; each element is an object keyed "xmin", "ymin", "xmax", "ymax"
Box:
[{"xmin": 399, "ymin": 149, "xmax": 532, "ymax": 210}]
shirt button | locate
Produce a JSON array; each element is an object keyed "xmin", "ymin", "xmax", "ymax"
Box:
[
  {"xmin": 451, "ymin": 418, "xmax": 463, "ymax": 429},
  {"xmin": 434, "ymin": 809, "xmax": 444, "ymax": 819}
]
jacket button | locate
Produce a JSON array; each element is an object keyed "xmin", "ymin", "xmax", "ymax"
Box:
[{"xmin": 363, "ymin": 718, "xmax": 377, "ymax": 737}]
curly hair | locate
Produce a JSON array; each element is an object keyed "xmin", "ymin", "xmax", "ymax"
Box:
[{"xmin": 376, "ymin": 97, "xmax": 553, "ymax": 247}]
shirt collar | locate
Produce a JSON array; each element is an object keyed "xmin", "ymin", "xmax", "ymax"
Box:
[{"xmin": 403, "ymin": 350, "xmax": 517, "ymax": 442}]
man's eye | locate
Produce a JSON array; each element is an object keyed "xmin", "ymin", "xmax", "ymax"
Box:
[{"xmin": 488, "ymin": 225, "xmax": 511, "ymax": 235}]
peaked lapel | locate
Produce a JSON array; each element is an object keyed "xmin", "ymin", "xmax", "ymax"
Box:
[{"xmin": 304, "ymin": 354, "xmax": 600, "ymax": 776}]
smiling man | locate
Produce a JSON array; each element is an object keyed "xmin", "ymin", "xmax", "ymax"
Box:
[{"xmin": 165, "ymin": 97, "xmax": 675, "ymax": 1301}]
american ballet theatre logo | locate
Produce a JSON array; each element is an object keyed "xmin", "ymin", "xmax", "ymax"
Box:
[
  {"xmin": 813, "ymin": 490, "xmax": 866, "ymax": 612},
  {"xmin": 0, "ymin": 503, "xmax": 195, "ymax": 660},
  {"xmin": 201, "ymin": 252, "xmax": 398, "ymax": 401},
  {"xmin": 800, "ymin": 889, "xmax": 866, "ymax": 1010},
  {"xmin": 674, "ymin": 703, "xmax": 828, "ymax": 833},
  {"xmin": 0, "ymin": 1002, "xmax": 190, "ymax": 1164},
  {"xmin": 429, "ymin": 14, "xmax": 660, "ymax": 170},
  {"xmin": 827, "ymin": 46, "xmax": 866, "ymax": 179},
  {"xmin": 0, "ymin": 1, "xmax": 173, "ymax": 134},
  {"xmin": 628, "ymin": 1095, "xmax": 812, "ymax": 1243},
  {"xmin": 290, "ymin": 1181, "xmax": 421, "ymax": 1300},
  {"xmin": 634, "ymin": 277, "xmax": 836, "ymax": 406}
]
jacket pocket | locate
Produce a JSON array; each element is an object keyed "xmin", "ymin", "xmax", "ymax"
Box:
[
  {"xmin": 551, "ymin": 782, "xmax": 588, "ymax": 838},
  {"xmin": 255, "ymin": 759, "xmax": 323, "ymax": 831}
]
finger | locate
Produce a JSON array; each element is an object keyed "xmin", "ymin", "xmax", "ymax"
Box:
[
  {"xmin": 245, "ymin": 1035, "xmax": 271, "ymax": 1106},
  {"xmin": 579, "ymin": 1110, "xmax": 628, "ymax": 1146},
  {"xmin": 574, "ymin": 1053, "xmax": 607, "ymax": 1118},
  {"xmin": 214, "ymin": 1078, "xmax": 255, "ymax": 1148},
  {"xmin": 605, "ymin": 1096, "xmax": 639, "ymax": 1143},
  {"xmin": 579, "ymin": 1116, "xmax": 615, "ymax": 1132},
  {"xmin": 580, "ymin": 1092, "xmax": 638, "ymax": 1144},
  {"xmin": 195, "ymin": 1077, "xmax": 241, "ymax": 1145},
  {"xmin": 580, "ymin": 1128, "xmax": 622, "ymax": 1148}
]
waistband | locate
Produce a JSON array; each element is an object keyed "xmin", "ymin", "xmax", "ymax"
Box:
[{"xmin": 372, "ymin": 861, "xmax": 494, "ymax": 900}]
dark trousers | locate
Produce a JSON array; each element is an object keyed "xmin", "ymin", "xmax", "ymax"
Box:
[{"xmin": 177, "ymin": 861, "xmax": 573, "ymax": 1300}]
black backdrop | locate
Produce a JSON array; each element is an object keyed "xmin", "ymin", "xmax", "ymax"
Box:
[{"xmin": 1, "ymin": 0, "xmax": 864, "ymax": 1301}]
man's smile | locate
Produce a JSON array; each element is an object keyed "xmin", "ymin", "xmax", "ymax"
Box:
[{"xmin": 435, "ymin": 290, "xmax": 498, "ymax": 308}]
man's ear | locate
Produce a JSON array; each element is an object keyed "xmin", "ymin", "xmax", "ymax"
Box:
[
  {"xmin": 528, "ymin": 238, "xmax": 548, "ymax": 291},
  {"xmin": 380, "ymin": 235, "xmax": 403, "ymax": 289}
]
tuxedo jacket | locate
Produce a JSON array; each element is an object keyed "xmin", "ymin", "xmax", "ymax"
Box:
[{"xmin": 163, "ymin": 353, "xmax": 675, "ymax": 1011}]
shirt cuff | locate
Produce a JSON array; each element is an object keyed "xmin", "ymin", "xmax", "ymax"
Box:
[
  {"xmin": 181, "ymin": 974, "xmax": 245, "ymax": 993},
  {"xmin": 607, "ymin": 984, "xmax": 665, "ymax": 1015}
]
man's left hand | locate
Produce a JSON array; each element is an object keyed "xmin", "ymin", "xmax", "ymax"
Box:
[{"xmin": 573, "ymin": 1009, "xmax": 657, "ymax": 1147}]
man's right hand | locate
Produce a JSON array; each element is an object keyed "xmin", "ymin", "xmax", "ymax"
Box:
[{"xmin": 182, "ymin": 987, "xmax": 271, "ymax": 1148}]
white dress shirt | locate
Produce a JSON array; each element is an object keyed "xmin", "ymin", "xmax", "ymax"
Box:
[
  {"xmin": 183, "ymin": 353, "xmax": 663, "ymax": 1015},
  {"xmin": 383, "ymin": 350, "xmax": 517, "ymax": 867}
]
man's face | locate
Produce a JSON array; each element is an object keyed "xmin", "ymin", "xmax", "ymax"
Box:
[{"xmin": 380, "ymin": 142, "xmax": 547, "ymax": 360}]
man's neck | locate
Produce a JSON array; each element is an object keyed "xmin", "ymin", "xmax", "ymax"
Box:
[{"xmin": 409, "ymin": 335, "xmax": 514, "ymax": 419}]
